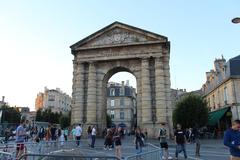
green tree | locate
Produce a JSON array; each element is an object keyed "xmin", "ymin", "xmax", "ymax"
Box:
[
  {"xmin": 0, "ymin": 104, "xmax": 21, "ymax": 123},
  {"xmin": 59, "ymin": 116, "xmax": 70, "ymax": 129},
  {"xmin": 173, "ymin": 94, "xmax": 208, "ymax": 129},
  {"xmin": 36, "ymin": 109, "xmax": 42, "ymax": 121},
  {"xmin": 106, "ymin": 114, "xmax": 112, "ymax": 128},
  {"xmin": 35, "ymin": 108, "xmax": 67, "ymax": 124}
]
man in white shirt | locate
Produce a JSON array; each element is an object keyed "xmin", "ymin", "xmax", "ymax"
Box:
[
  {"xmin": 91, "ymin": 125, "xmax": 96, "ymax": 148},
  {"xmin": 75, "ymin": 124, "xmax": 82, "ymax": 146}
]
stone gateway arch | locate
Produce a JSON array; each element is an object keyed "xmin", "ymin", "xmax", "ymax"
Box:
[{"xmin": 70, "ymin": 22, "xmax": 172, "ymax": 137}]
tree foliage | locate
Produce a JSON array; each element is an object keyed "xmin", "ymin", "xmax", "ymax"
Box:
[
  {"xmin": 173, "ymin": 94, "xmax": 208, "ymax": 129},
  {"xmin": 0, "ymin": 104, "xmax": 21, "ymax": 123},
  {"xmin": 106, "ymin": 114, "xmax": 112, "ymax": 128},
  {"xmin": 35, "ymin": 109, "xmax": 63, "ymax": 124},
  {"xmin": 59, "ymin": 116, "xmax": 70, "ymax": 129}
]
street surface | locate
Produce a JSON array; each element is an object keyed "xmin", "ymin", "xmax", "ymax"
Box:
[{"xmin": 0, "ymin": 136, "xmax": 230, "ymax": 160}]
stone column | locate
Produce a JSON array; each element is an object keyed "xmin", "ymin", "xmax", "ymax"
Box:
[
  {"xmin": 163, "ymin": 55, "xmax": 172, "ymax": 123},
  {"xmin": 155, "ymin": 57, "xmax": 167, "ymax": 123},
  {"xmin": 136, "ymin": 75, "xmax": 142, "ymax": 125},
  {"xmin": 163, "ymin": 54, "xmax": 173, "ymax": 138},
  {"xmin": 141, "ymin": 58, "xmax": 152, "ymax": 123},
  {"xmin": 72, "ymin": 61, "xmax": 85, "ymax": 124},
  {"xmin": 86, "ymin": 62, "xmax": 97, "ymax": 124}
]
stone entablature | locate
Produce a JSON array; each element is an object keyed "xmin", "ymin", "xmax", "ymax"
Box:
[
  {"xmin": 70, "ymin": 22, "xmax": 172, "ymax": 137},
  {"xmin": 73, "ymin": 44, "xmax": 166, "ymax": 63}
]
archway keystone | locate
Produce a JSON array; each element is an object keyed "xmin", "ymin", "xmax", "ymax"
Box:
[{"xmin": 70, "ymin": 22, "xmax": 172, "ymax": 137}]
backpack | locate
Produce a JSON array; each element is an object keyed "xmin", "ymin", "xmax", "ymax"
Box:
[
  {"xmin": 158, "ymin": 128, "xmax": 166, "ymax": 140},
  {"xmin": 159, "ymin": 128, "xmax": 166, "ymax": 137}
]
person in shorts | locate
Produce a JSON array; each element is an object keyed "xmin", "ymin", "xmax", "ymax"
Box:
[
  {"xmin": 159, "ymin": 123, "xmax": 171, "ymax": 160},
  {"xmin": 15, "ymin": 119, "xmax": 26, "ymax": 159}
]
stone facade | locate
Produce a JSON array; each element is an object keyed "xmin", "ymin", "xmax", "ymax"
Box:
[
  {"xmin": 35, "ymin": 92, "xmax": 44, "ymax": 111},
  {"xmin": 35, "ymin": 87, "xmax": 72, "ymax": 114},
  {"xmin": 107, "ymin": 81, "xmax": 137, "ymax": 130},
  {"xmin": 70, "ymin": 22, "xmax": 171, "ymax": 137},
  {"xmin": 202, "ymin": 55, "xmax": 240, "ymax": 120}
]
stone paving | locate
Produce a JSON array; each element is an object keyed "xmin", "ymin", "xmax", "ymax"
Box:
[{"xmin": 0, "ymin": 136, "xmax": 230, "ymax": 160}]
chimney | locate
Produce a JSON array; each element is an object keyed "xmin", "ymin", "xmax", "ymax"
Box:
[{"xmin": 2, "ymin": 96, "xmax": 5, "ymax": 102}]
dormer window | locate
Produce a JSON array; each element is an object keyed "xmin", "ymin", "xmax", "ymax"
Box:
[{"xmin": 110, "ymin": 88, "xmax": 115, "ymax": 96}]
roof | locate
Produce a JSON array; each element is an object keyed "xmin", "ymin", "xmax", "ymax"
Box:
[
  {"xmin": 70, "ymin": 21, "xmax": 168, "ymax": 50},
  {"xmin": 230, "ymin": 55, "xmax": 240, "ymax": 60},
  {"xmin": 229, "ymin": 54, "xmax": 240, "ymax": 76}
]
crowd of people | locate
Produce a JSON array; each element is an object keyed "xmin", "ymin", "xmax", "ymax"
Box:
[
  {"xmin": 3, "ymin": 118, "xmax": 209, "ymax": 160},
  {"xmin": 8, "ymin": 119, "xmax": 148, "ymax": 160}
]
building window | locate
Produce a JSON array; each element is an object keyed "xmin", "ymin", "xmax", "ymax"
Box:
[
  {"xmin": 224, "ymin": 87, "xmax": 228, "ymax": 104},
  {"xmin": 120, "ymin": 111, "xmax": 124, "ymax": 119},
  {"xmin": 208, "ymin": 98, "xmax": 210, "ymax": 107},
  {"xmin": 110, "ymin": 88, "xmax": 115, "ymax": 96},
  {"xmin": 120, "ymin": 98, "xmax": 124, "ymax": 106},
  {"xmin": 49, "ymin": 95, "xmax": 55, "ymax": 101},
  {"xmin": 110, "ymin": 110, "xmax": 114, "ymax": 119},
  {"xmin": 212, "ymin": 95, "xmax": 215, "ymax": 109},
  {"xmin": 120, "ymin": 88, "xmax": 124, "ymax": 96},
  {"xmin": 111, "ymin": 100, "xmax": 115, "ymax": 107}
]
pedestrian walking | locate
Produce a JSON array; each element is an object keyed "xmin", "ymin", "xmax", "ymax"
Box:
[
  {"xmin": 192, "ymin": 126, "xmax": 201, "ymax": 157},
  {"xmin": 4, "ymin": 128, "xmax": 10, "ymax": 143},
  {"xmin": 104, "ymin": 129, "xmax": 113, "ymax": 150},
  {"xmin": 158, "ymin": 123, "xmax": 171, "ymax": 160},
  {"xmin": 91, "ymin": 125, "xmax": 97, "ymax": 148},
  {"xmin": 39, "ymin": 126, "xmax": 45, "ymax": 141},
  {"xmin": 174, "ymin": 124, "xmax": 187, "ymax": 160},
  {"xmin": 45, "ymin": 124, "xmax": 52, "ymax": 142},
  {"xmin": 15, "ymin": 118, "xmax": 26, "ymax": 159},
  {"xmin": 224, "ymin": 119, "xmax": 240, "ymax": 160},
  {"xmin": 50, "ymin": 124, "xmax": 57, "ymax": 141},
  {"xmin": 75, "ymin": 124, "xmax": 82, "ymax": 146},
  {"xmin": 71, "ymin": 126, "xmax": 76, "ymax": 140},
  {"xmin": 134, "ymin": 127, "xmax": 145, "ymax": 154},
  {"xmin": 64, "ymin": 128, "xmax": 68, "ymax": 141},
  {"xmin": 87, "ymin": 126, "xmax": 92, "ymax": 146},
  {"xmin": 60, "ymin": 130, "xmax": 65, "ymax": 148},
  {"xmin": 113, "ymin": 127, "xmax": 122, "ymax": 159}
]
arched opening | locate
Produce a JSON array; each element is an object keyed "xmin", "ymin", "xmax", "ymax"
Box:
[{"xmin": 102, "ymin": 67, "xmax": 137, "ymax": 133}]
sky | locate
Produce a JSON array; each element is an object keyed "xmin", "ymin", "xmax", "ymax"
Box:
[{"xmin": 0, "ymin": 1, "xmax": 239, "ymax": 111}]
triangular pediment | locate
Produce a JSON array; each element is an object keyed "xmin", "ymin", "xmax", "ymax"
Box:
[{"xmin": 71, "ymin": 21, "xmax": 168, "ymax": 50}]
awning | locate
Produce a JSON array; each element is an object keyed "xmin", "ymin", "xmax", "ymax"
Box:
[{"xmin": 208, "ymin": 107, "xmax": 230, "ymax": 126}]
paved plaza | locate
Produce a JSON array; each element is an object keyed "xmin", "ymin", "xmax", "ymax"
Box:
[
  {"xmin": 0, "ymin": 136, "xmax": 230, "ymax": 160},
  {"xmin": 38, "ymin": 137, "xmax": 230, "ymax": 160}
]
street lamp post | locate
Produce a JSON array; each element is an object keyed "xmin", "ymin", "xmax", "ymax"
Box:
[{"xmin": 232, "ymin": 17, "xmax": 240, "ymax": 24}]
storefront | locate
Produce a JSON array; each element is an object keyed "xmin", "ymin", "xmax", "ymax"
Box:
[{"xmin": 207, "ymin": 107, "xmax": 232, "ymax": 138}]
